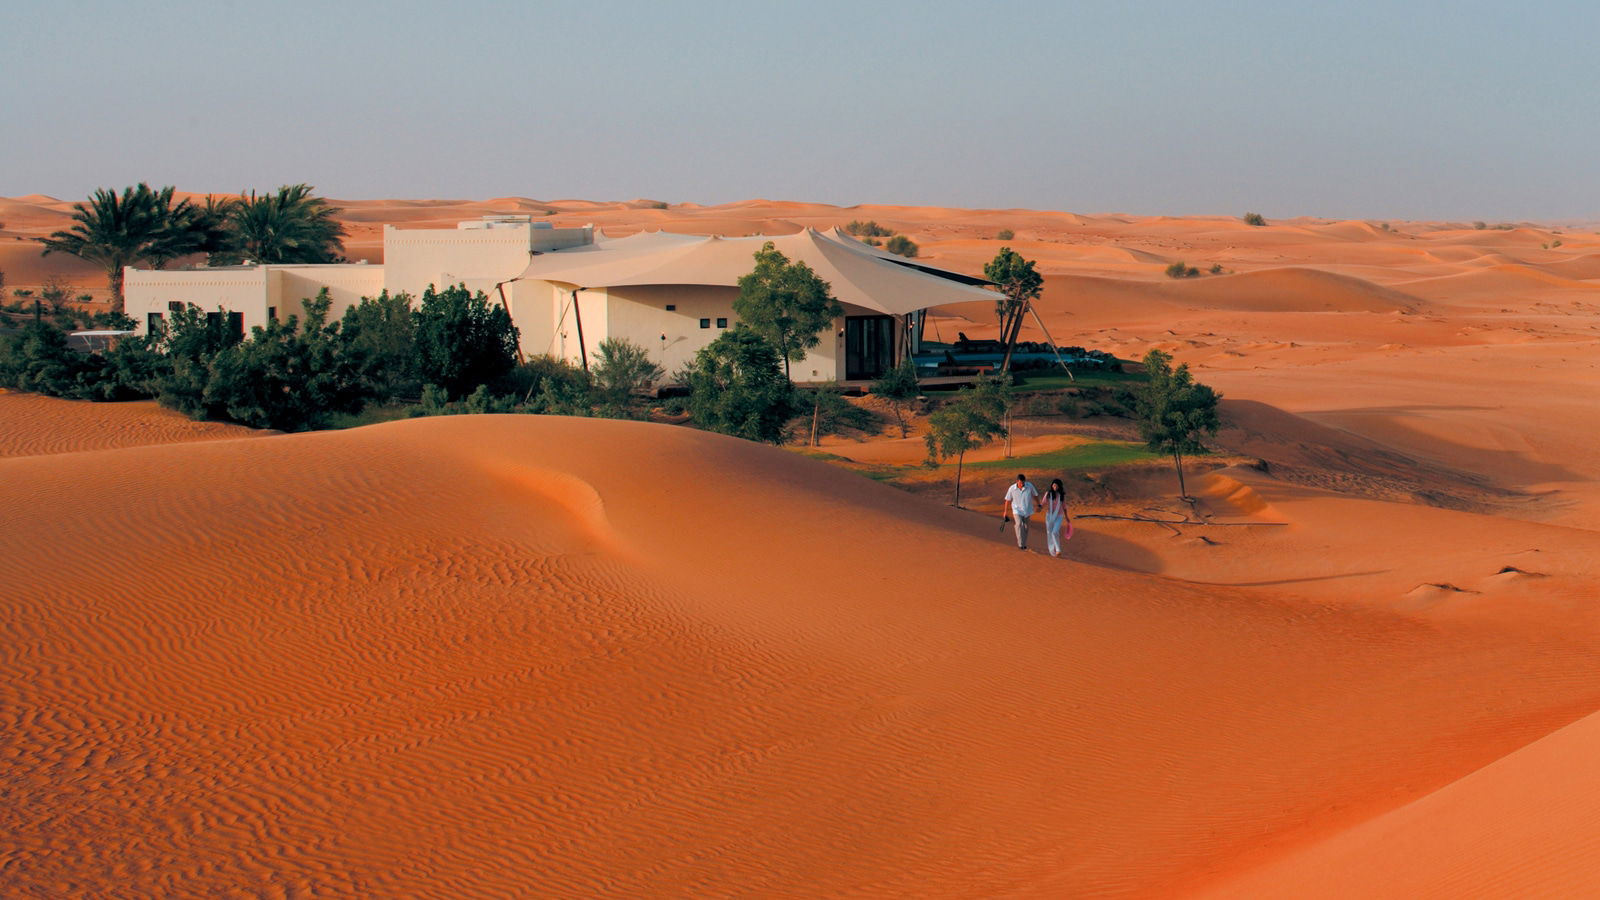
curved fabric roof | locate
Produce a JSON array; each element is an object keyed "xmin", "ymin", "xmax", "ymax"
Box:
[{"xmin": 516, "ymin": 227, "xmax": 996, "ymax": 315}]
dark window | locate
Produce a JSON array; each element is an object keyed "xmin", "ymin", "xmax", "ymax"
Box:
[
  {"xmin": 267, "ymin": 306, "xmax": 277, "ymax": 322},
  {"xmin": 699, "ymin": 318, "xmax": 710, "ymax": 329},
  {"xmin": 665, "ymin": 304, "xmax": 676, "ymax": 311},
  {"xmin": 168, "ymin": 301, "xmax": 183, "ymax": 313},
  {"xmin": 228, "ymin": 312, "xmax": 244, "ymax": 339},
  {"xmin": 147, "ymin": 312, "xmax": 164, "ymax": 334},
  {"xmin": 716, "ymin": 317, "xmax": 728, "ymax": 328}
]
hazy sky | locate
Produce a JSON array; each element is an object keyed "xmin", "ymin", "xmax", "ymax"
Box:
[{"xmin": 4, "ymin": 0, "xmax": 1594, "ymax": 219}]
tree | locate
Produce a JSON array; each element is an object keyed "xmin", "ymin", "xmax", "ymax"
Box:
[
  {"xmin": 590, "ymin": 337, "xmax": 664, "ymax": 414},
  {"xmin": 1243, "ymin": 212, "xmax": 1267, "ymax": 227},
  {"xmin": 339, "ymin": 290, "xmax": 418, "ymax": 401},
  {"xmin": 1165, "ymin": 261, "xmax": 1200, "ymax": 278},
  {"xmin": 205, "ymin": 291, "xmax": 369, "ymax": 431},
  {"xmin": 983, "ymin": 247, "xmax": 1044, "ymax": 376},
  {"xmin": 798, "ymin": 382, "xmax": 880, "ymax": 446},
  {"xmin": 1133, "ymin": 349, "xmax": 1222, "ymax": 500},
  {"xmin": 871, "ymin": 357, "xmax": 920, "ymax": 437},
  {"xmin": 221, "ymin": 184, "xmax": 346, "ymax": 264},
  {"xmin": 413, "ymin": 284, "xmax": 520, "ymax": 399},
  {"xmin": 39, "ymin": 183, "xmax": 211, "ymax": 310},
  {"xmin": 153, "ymin": 304, "xmax": 247, "ymax": 420},
  {"xmin": 732, "ymin": 242, "xmax": 843, "ymax": 380},
  {"xmin": 923, "ymin": 375, "xmax": 1008, "ymax": 507},
  {"xmin": 884, "ymin": 235, "xmax": 918, "ymax": 258},
  {"xmin": 682, "ymin": 327, "xmax": 796, "ymax": 443}
]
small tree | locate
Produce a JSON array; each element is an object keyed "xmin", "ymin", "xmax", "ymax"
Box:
[
  {"xmin": 39, "ymin": 275, "xmax": 75, "ymax": 314},
  {"xmin": 845, "ymin": 220, "xmax": 893, "ymax": 237},
  {"xmin": 683, "ymin": 327, "xmax": 796, "ymax": 444},
  {"xmin": 1133, "ymin": 349, "xmax": 1221, "ymax": 500},
  {"xmin": 996, "ymin": 229, "xmax": 1014, "ymax": 240},
  {"xmin": 590, "ymin": 337, "xmax": 664, "ymax": 414},
  {"xmin": 1243, "ymin": 212, "xmax": 1267, "ymax": 227},
  {"xmin": 923, "ymin": 375, "xmax": 1008, "ymax": 507},
  {"xmin": 733, "ymin": 242, "xmax": 844, "ymax": 380},
  {"xmin": 1165, "ymin": 261, "xmax": 1200, "ymax": 278},
  {"xmin": 871, "ymin": 357, "xmax": 920, "ymax": 437},
  {"xmin": 414, "ymin": 284, "xmax": 519, "ymax": 399},
  {"xmin": 984, "ymin": 247, "xmax": 1044, "ymax": 376},
  {"xmin": 205, "ymin": 291, "xmax": 368, "ymax": 431},
  {"xmin": 339, "ymin": 290, "xmax": 418, "ymax": 402},
  {"xmin": 885, "ymin": 235, "xmax": 918, "ymax": 258}
]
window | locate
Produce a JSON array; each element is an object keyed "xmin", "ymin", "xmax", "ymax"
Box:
[
  {"xmin": 665, "ymin": 304, "xmax": 676, "ymax": 311},
  {"xmin": 168, "ymin": 301, "xmax": 183, "ymax": 313},
  {"xmin": 699, "ymin": 318, "xmax": 710, "ymax": 329},
  {"xmin": 267, "ymin": 306, "xmax": 277, "ymax": 322},
  {"xmin": 147, "ymin": 312, "xmax": 164, "ymax": 334},
  {"xmin": 716, "ymin": 317, "xmax": 728, "ymax": 328}
]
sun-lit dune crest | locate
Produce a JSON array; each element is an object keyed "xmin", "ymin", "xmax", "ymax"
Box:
[
  {"xmin": 1199, "ymin": 709, "xmax": 1600, "ymax": 898},
  {"xmin": 0, "ymin": 393, "xmax": 263, "ymax": 459}
]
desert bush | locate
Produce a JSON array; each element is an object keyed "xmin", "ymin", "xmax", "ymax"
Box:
[
  {"xmin": 413, "ymin": 284, "xmax": 519, "ymax": 399},
  {"xmin": 871, "ymin": 358, "xmax": 921, "ymax": 437},
  {"xmin": 885, "ymin": 235, "xmax": 918, "ymax": 258},
  {"xmin": 794, "ymin": 383, "xmax": 881, "ymax": 445},
  {"xmin": 339, "ymin": 290, "xmax": 418, "ymax": 401},
  {"xmin": 845, "ymin": 220, "xmax": 894, "ymax": 237},
  {"xmin": 590, "ymin": 337, "xmax": 664, "ymax": 412},
  {"xmin": 996, "ymin": 229, "xmax": 1014, "ymax": 240},
  {"xmin": 1208, "ymin": 263, "xmax": 1224, "ymax": 275},
  {"xmin": 1473, "ymin": 221, "xmax": 1487, "ymax": 230},
  {"xmin": 1243, "ymin": 212, "xmax": 1267, "ymax": 227},
  {"xmin": 682, "ymin": 327, "xmax": 796, "ymax": 444},
  {"xmin": 1165, "ymin": 261, "xmax": 1200, "ymax": 278}
]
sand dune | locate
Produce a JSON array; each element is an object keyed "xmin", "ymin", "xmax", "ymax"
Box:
[
  {"xmin": 6, "ymin": 194, "xmax": 1600, "ymax": 896},
  {"xmin": 0, "ymin": 410, "xmax": 1595, "ymax": 896}
]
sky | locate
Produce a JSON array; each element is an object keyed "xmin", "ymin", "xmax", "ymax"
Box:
[{"xmin": 2, "ymin": 0, "xmax": 1595, "ymax": 220}]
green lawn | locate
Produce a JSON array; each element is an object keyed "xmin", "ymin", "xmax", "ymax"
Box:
[{"xmin": 965, "ymin": 439, "xmax": 1158, "ymax": 471}]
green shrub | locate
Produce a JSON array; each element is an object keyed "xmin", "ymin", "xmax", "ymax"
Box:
[
  {"xmin": 885, "ymin": 235, "xmax": 918, "ymax": 258},
  {"xmin": 414, "ymin": 284, "xmax": 519, "ymax": 400},
  {"xmin": 996, "ymin": 229, "xmax": 1014, "ymax": 240},
  {"xmin": 339, "ymin": 290, "xmax": 418, "ymax": 401},
  {"xmin": 1243, "ymin": 212, "xmax": 1267, "ymax": 227},
  {"xmin": 1208, "ymin": 263, "xmax": 1224, "ymax": 275},
  {"xmin": 844, "ymin": 220, "xmax": 894, "ymax": 237},
  {"xmin": 1165, "ymin": 261, "xmax": 1200, "ymax": 278},
  {"xmin": 683, "ymin": 327, "xmax": 796, "ymax": 444}
]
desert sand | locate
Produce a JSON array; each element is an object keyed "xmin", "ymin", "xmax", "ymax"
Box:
[{"xmin": 3, "ymin": 196, "xmax": 1599, "ymax": 897}]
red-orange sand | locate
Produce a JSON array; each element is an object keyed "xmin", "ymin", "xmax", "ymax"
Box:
[{"xmin": 3, "ymin": 197, "xmax": 1600, "ymax": 897}]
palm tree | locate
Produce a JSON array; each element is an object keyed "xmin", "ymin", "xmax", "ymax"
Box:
[
  {"xmin": 39, "ymin": 183, "xmax": 212, "ymax": 310},
  {"xmin": 224, "ymin": 184, "xmax": 346, "ymax": 264}
]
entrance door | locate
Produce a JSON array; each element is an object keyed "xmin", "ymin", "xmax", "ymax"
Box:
[{"xmin": 845, "ymin": 315, "xmax": 896, "ymax": 380}]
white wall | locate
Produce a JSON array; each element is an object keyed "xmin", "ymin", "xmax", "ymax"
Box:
[{"xmin": 126, "ymin": 267, "xmax": 269, "ymax": 335}]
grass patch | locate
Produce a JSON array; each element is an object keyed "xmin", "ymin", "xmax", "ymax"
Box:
[
  {"xmin": 966, "ymin": 440, "xmax": 1158, "ymax": 471},
  {"xmin": 1013, "ymin": 369, "xmax": 1143, "ymax": 391}
]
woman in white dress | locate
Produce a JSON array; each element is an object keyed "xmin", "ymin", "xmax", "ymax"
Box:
[{"xmin": 1043, "ymin": 478, "xmax": 1072, "ymax": 558}]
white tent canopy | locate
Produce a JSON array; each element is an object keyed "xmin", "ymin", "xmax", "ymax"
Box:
[{"xmin": 515, "ymin": 227, "xmax": 996, "ymax": 316}]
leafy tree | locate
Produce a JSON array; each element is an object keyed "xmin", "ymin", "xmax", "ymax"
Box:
[
  {"xmin": 884, "ymin": 235, "xmax": 918, "ymax": 258},
  {"xmin": 732, "ymin": 242, "xmax": 843, "ymax": 380},
  {"xmin": 923, "ymin": 374, "xmax": 1008, "ymax": 507},
  {"xmin": 413, "ymin": 284, "xmax": 519, "ymax": 399},
  {"xmin": 220, "ymin": 184, "xmax": 346, "ymax": 264},
  {"xmin": 153, "ymin": 304, "xmax": 244, "ymax": 419},
  {"xmin": 1133, "ymin": 349, "xmax": 1222, "ymax": 499},
  {"xmin": 39, "ymin": 183, "xmax": 212, "ymax": 310},
  {"xmin": 983, "ymin": 247, "xmax": 1044, "ymax": 376},
  {"xmin": 871, "ymin": 357, "xmax": 920, "ymax": 437},
  {"xmin": 1242, "ymin": 212, "xmax": 1267, "ymax": 227},
  {"xmin": 339, "ymin": 290, "xmax": 418, "ymax": 401},
  {"xmin": 683, "ymin": 327, "xmax": 796, "ymax": 443},
  {"xmin": 590, "ymin": 337, "xmax": 663, "ymax": 413},
  {"xmin": 203, "ymin": 292, "xmax": 368, "ymax": 431}
]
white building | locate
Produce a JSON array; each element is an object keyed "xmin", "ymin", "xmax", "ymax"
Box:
[{"xmin": 124, "ymin": 217, "xmax": 999, "ymax": 383}]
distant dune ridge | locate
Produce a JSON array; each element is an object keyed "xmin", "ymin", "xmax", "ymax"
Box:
[{"xmin": 3, "ymin": 194, "xmax": 1600, "ymax": 896}]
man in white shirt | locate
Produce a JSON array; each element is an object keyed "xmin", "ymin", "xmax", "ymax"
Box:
[{"xmin": 1002, "ymin": 473, "xmax": 1042, "ymax": 550}]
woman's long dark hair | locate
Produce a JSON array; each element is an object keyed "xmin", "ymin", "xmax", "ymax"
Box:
[{"xmin": 1047, "ymin": 478, "xmax": 1065, "ymax": 502}]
